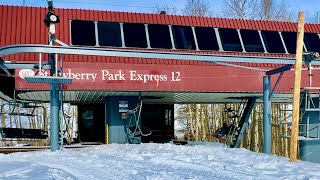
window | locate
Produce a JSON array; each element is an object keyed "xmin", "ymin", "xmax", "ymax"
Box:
[
  {"xmin": 304, "ymin": 33, "xmax": 320, "ymax": 53},
  {"xmin": 282, "ymin": 32, "xmax": 297, "ymax": 54},
  {"xmin": 218, "ymin": 28, "xmax": 242, "ymax": 52},
  {"xmin": 261, "ymin": 31, "xmax": 286, "ymax": 53},
  {"xmin": 195, "ymin": 27, "xmax": 219, "ymax": 51},
  {"xmin": 97, "ymin": 22, "xmax": 122, "ymax": 47},
  {"xmin": 240, "ymin": 29, "xmax": 264, "ymax": 52},
  {"xmin": 148, "ymin": 24, "xmax": 172, "ymax": 49},
  {"xmin": 71, "ymin": 20, "xmax": 96, "ymax": 46},
  {"xmin": 172, "ymin": 26, "xmax": 196, "ymax": 50},
  {"xmin": 123, "ymin": 23, "xmax": 147, "ymax": 48}
]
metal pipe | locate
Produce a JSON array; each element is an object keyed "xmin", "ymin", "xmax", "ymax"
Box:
[
  {"xmin": 309, "ymin": 62, "xmax": 312, "ymax": 87},
  {"xmin": 263, "ymin": 76, "xmax": 272, "ymax": 154},
  {"xmin": 55, "ymin": 53, "xmax": 58, "ymax": 76},
  {"xmin": 50, "ymin": 83, "xmax": 59, "ymax": 151},
  {"xmin": 39, "ymin": 53, "xmax": 42, "ymax": 75}
]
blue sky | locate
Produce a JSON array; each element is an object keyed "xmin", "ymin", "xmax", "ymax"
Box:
[{"xmin": 0, "ymin": 0, "xmax": 319, "ymax": 18}]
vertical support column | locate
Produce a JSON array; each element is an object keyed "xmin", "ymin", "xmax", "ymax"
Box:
[
  {"xmin": 94, "ymin": 21, "xmax": 99, "ymax": 46},
  {"xmin": 144, "ymin": 24, "xmax": 151, "ymax": 49},
  {"xmin": 258, "ymin": 30, "xmax": 268, "ymax": 53},
  {"xmin": 48, "ymin": 23, "xmax": 60, "ymax": 151},
  {"xmin": 191, "ymin": 27, "xmax": 199, "ymax": 50},
  {"xmin": 237, "ymin": 29, "xmax": 246, "ymax": 52},
  {"xmin": 214, "ymin": 28, "xmax": 223, "ymax": 51},
  {"xmin": 263, "ymin": 75, "xmax": 272, "ymax": 154},
  {"xmin": 119, "ymin": 23, "xmax": 126, "ymax": 48},
  {"xmin": 168, "ymin": 25, "xmax": 176, "ymax": 50},
  {"xmin": 279, "ymin": 31, "xmax": 289, "ymax": 54},
  {"xmin": 50, "ymin": 83, "xmax": 59, "ymax": 151},
  {"xmin": 290, "ymin": 12, "xmax": 305, "ymax": 162}
]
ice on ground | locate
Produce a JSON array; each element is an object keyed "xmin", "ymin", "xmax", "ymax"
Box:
[{"xmin": 0, "ymin": 142, "xmax": 319, "ymax": 180}]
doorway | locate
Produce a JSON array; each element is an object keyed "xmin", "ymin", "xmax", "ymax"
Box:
[
  {"xmin": 77, "ymin": 104, "xmax": 105, "ymax": 143},
  {"xmin": 141, "ymin": 104, "xmax": 174, "ymax": 143}
]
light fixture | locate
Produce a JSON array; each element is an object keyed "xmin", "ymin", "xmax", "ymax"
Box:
[
  {"xmin": 50, "ymin": 14, "xmax": 58, "ymax": 22},
  {"xmin": 44, "ymin": 12, "xmax": 60, "ymax": 27}
]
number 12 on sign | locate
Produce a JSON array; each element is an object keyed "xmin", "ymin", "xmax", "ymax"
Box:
[{"xmin": 171, "ymin": 72, "xmax": 181, "ymax": 81}]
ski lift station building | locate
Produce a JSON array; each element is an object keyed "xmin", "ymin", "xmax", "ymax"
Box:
[{"xmin": 1, "ymin": 5, "xmax": 320, "ymax": 162}]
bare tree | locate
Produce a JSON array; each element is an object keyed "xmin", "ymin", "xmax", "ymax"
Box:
[
  {"xmin": 154, "ymin": 4, "xmax": 178, "ymax": 15},
  {"xmin": 223, "ymin": 0, "xmax": 257, "ymax": 19},
  {"xmin": 256, "ymin": 0, "xmax": 292, "ymax": 21},
  {"xmin": 223, "ymin": 0, "xmax": 292, "ymax": 21},
  {"xmin": 183, "ymin": 0, "xmax": 211, "ymax": 17},
  {"xmin": 305, "ymin": 11, "xmax": 320, "ymax": 24}
]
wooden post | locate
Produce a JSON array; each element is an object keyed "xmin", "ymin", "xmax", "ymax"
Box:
[{"xmin": 290, "ymin": 12, "xmax": 305, "ymax": 162}]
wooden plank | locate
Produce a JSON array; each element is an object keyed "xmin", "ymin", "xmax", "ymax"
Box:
[{"xmin": 290, "ymin": 12, "xmax": 305, "ymax": 162}]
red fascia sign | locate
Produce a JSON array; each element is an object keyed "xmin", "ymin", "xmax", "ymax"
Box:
[
  {"xmin": 16, "ymin": 61, "xmax": 304, "ymax": 93},
  {"xmin": 15, "ymin": 62, "xmax": 185, "ymax": 91}
]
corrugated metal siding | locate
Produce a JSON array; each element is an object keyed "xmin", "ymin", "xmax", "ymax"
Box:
[{"xmin": 1, "ymin": 5, "xmax": 320, "ymax": 66}]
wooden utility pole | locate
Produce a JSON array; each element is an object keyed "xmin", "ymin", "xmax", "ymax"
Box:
[{"xmin": 290, "ymin": 12, "xmax": 305, "ymax": 162}]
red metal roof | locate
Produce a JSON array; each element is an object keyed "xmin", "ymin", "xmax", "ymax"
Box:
[{"xmin": 1, "ymin": 5, "xmax": 320, "ymax": 66}]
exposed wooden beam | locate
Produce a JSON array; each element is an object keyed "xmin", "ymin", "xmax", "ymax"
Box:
[{"xmin": 290, "ymin": 12, "xmax": 305, "ymax": 163}]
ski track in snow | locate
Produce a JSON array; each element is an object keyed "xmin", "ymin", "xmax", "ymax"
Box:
[{"xmin": 0, "ymin": 142, "xmax": 319, "ymax": 180}]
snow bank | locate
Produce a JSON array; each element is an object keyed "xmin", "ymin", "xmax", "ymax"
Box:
[{"xmin": 0, "ymin": 142, "xmax": 319, "ymax": 180}]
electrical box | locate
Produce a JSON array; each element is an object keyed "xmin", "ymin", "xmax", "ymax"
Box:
[
  {"xmin": 119, "ymin": 101, "xmax": 128, "ymax": 113},
  {"xmin": 119, "ymin": 101, "xmax": 128, "ymax": 120},
  {"xmin": 120, "ymin": 112, "xmax": 128, "ymax": 120}
]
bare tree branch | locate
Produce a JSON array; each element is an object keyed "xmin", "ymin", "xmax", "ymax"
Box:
[
  {"xmin": 256, "ymin": 0, "xmax": 293, "ymax": 21},
  {"xmin": 223, "ymin": 0, "xmax": 257, "ymax": 19},
  {"xmin": 183, "ymin": 0, "xmax": 212, "ymax": 17},
  {"xmin": 223, "ymin": 0, "xmax": 293, "ymax": 21}
]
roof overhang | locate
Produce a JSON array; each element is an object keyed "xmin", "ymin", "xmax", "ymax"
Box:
[{"xmin": 17, "ymin": 90, "xmax": 295, "ymax": 104}]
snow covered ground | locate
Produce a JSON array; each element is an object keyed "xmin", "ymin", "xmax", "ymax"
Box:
[{"xmin": 0, "ymin": 142, "xmax": 319, "ymax": 180}]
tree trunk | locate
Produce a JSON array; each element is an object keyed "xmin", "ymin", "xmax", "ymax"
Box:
[
  {"xmin": 250, "ymin": 106, "xmax": 257, "ymax": 151},
  {"xmin": 188, "ymin": 105, "xmax": 194, "ymax": 141},
  {"xmin": 195, "ymin": 104, "xmax": 200, "ymax": 141},
  {"xmin": 1, "ymin": 100, "xmax": 6, "ymax": 146},
  {"xmin": 257, "ymin": 104, "xmax": 264, "ymax": 153}
]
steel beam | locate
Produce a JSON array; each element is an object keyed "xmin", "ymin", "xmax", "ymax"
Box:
[
  {"xmin": 0, "ymin": 64, "xmax": 12, "ymax": 76},
  {"xmin": 2, "ymin": 44, "xmax": 319, "ymax": 65},
  {"xmin": 263, "ymin": 76, "xmax": 272, "ymax": 154},
  {"xmin": 266, "ymin": 64, "xmax": 293, "ymax": 75},
  {"xmin": 270, "ymin": 72, "xmax": 284, "ymax": 98},
  {"xmin": 0, "ymin": 63, "xmax": 50, "ymax": 70},
  {"xmin": 230, "ymin": 97, "xmax": 256, "ymax": 148}
]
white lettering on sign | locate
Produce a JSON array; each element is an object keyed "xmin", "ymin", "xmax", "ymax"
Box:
[
  {"xmin": 128, "ymin": 71, "xmax": 169, "ymax": 83},
  {"xmin": 18, "ymin": 69, "xmax": 182, "ymax": 84},
  {"xmin": 171, "ymin": 72, "xmax": 181, "ymax": 82},
  {"xmin": 63, "ymin": 69, "xmax": 97, "ymax": 82},
  {"xmin": 19, "ymin": 69, "xmax": 35, "ymax": 79},
  {"xmin": 102, "ymin": 70, "xmax": 126, "ymax": 81}
]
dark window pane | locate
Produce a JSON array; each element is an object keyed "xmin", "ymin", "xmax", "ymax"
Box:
[
  {"xmin": 148, "ymin": 24, "xmax": 172, "ymax": 49},
  {"xmin": 261, "ymin": 31, "xmax": 285, "ymax": 53},
  {"xmin": 97, "ymin": 22, "xmax": 122, "ymax": 47},
  {"xmin": 172, "ymin": 26, "xmax": 196, "ymax": 50},
  {"xmin": 282, "ymin": 32, "xmax": 297, "ymax": 54},
  {"xmin": 123, "ymin": 23, "xmax": 147, "ymax": 48},
  {"xmin": 71, "ymin": 20, "xmax": 96, "ymax": 46},
  {"xmin": 240, "ymin": 29, "xmax": 264, "ymax": 52},
  {"xmin": 304, "ymin": 33, "xmax": 320, "ymax": 53},
  {"xmin": 195, "ymin": 27, "xmax": 219, "ymax": 51},
  {"xmin": 218, "ymin": 28, "xmax": 242, "ymax": 52}
]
